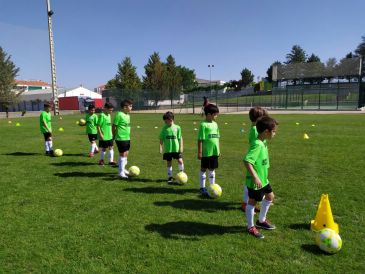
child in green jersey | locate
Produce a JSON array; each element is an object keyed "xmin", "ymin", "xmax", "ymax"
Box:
[
  {"xmin": 159, "ymin": 111, "xmax": 184, "ymax": 184},
  {"xmin": 113, "ymin": 99, "xmax": 132, "ymax": 179},
  {"xmin": 85, "ymin": 104, "xmax": 99, "ymax": 157},
  {"xmin": 97, "ymin": 102, "xmax": 116, "ymax": 166},
  {"xmin": 244, "ymin": 116, "xmax": 278, "ymax": 239},
  {"xmin": 198, "ymin": 104, "xmax": 220, "ymax": 197},
  {"xmin": 242, "ymin": 107, "xmax": 268, "ymax": 212},
  {"xmin": 39, "ymin": 102, "xmax": 53, "ymax": 156}
]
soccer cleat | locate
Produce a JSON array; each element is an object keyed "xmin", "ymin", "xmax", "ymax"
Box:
[
  {"xmin": 200, "ymin": 187, "xmax": 209, "ymax": 197},
  {"xmin": 247, "ymin": 226, "xmax": 264, "ymax": 239},
  {"xmin": 98, "ymin": 160, "xmax": 105, "ymax": 166},
  {"xmin": 119, "ymin": 174, "xmax": 128, "ymax": 179},
  {"xmin": 167, "ymin": 177, "xmax": 174, "ymax": 184},
  {"xmin": 109, "ymin": 161, "xmax": 117, "ymax": 166},
  {"xmin": 256, "ymin": 220, "xmax": 276, "ymax": 230},
  {"xmin": 89, "ymin": 153, "xmax": 94, "ymax": 158}
]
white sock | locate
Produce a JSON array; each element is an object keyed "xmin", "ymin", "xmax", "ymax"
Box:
[
  {"xmin": 45, "ymin": 141, "xmax": 49, "ymax": 152},
  {"xmin": 100, "ymin": 151, "xmax": 105, "ymax": 160},
  {"xmin": 90, "ymin": 144, "xmax": 94, "ymax": 154},
  {"xmin": 119, "ymin": 157, "xmax": 127, "ymax": 176},
  {"xmin": 259, "ymin": 199, "xmax": 272, "ymax": 223},
  {"xmin": 109, "ymin": 149, "xmax": 114, "ymax": 162},
  {"xmin": 246, "ymin": 204, "xmax": 255, "ymax": 228},
  {"xmin": 47, "ymin": 141, "xmax": 53, "ymax": 151},
  {"xmin": 199, "ymin": 171, "xmax": 206, "ymax": 188},
  {"xmin": 167, "ymin": 166, "xmax": 173, "ymax": 177},
  {"xmin": 178, "ymin": 163, "xmax": 184, "ymax": 172},
  {"xmin": 208, "ymin": 170, "xmax": 215, "ymax": 184},
  {"xmin": 94, "ymin": 144, "xmax": 99, "ymax": 152},
  {"xmin": 243, "ymin": 186, "xmax": 249, "ymax": 204}
]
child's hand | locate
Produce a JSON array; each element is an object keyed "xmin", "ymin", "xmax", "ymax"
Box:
[
  {"xmin": 159, "ymin": 148, "xmax": 163, "ymax": 154},
  {"xmin": 99, "ymin": 134, "xmax": 104, "ymax": 140},
  {"xmin": 254, "ymin": 177, "xmax": 262, "ymax": 189}
]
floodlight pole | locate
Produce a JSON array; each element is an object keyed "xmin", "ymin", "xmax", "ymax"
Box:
[
  {"xmin": 208, "ymin": 64, "xmax": 215, "ymax": 103},
  {"xmin": 46, "ymin": 0, "xmax": 59, "ymax": 115}
]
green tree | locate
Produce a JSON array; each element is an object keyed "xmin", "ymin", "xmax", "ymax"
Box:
[
  {"xmin": 176, "ymin": 65, "xmax": 197, "ymax": 91},
  {"xmin": 163, "ymin": 55, "xmax": 182, "ymax": 107},
  {"xmin": 285, "ymin": 45, "xmax": 307, "ymax": 64},
  {"xmin": 307, "ymin": 54, "xmax": 321, "ymax": 63},
  {"xmin": 0, "ymin": 47, "xmax": 21, "ymax": 118},
  {"xmin": 143, "ymin": 52, "xmax": 165, "ymax": 105},
  {"xmin": 115, "ymin": 57, "xmax": 141, "ymax": 91},
  {"xmin": 355, "ymin": 35, "xmax": 365, "ymax": 57},
  {"xmin": 240, "ymin": 68, "xmax": 254, "ymax": 88}
]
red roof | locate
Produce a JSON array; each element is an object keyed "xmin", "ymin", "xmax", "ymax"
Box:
[{"xmin": 16, "ymin": 80, "xmax": 51, "ymax": 86}]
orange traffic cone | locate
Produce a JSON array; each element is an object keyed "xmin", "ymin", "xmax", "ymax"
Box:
[{"xmin": 310, "ymin": 194, "xmax": 339, "ymax": 233}]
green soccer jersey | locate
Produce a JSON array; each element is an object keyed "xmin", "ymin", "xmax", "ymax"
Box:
[
  {"xmin": 113, "ymin": 112, "xmax": 131, "ymax": 141},
  {"xmin": 97, "ymin": 113, "xmax": 112, "ymax": 141},
  {"xmin": 244, "ymin": 139, "xmax": 270, "ymax": 190},
  {"xmin": 39, "ymin": 111, "xmax": 52, "ymax": 133},
  {"xmin": 248, "ymin": 126, "xmax": 258, "ymax": 147},
  {"xmin": 159, "ymin": 124, "xmax": 182, "ymax": 153},
  {"xmin": 198, "ymin": 121, "xmax": 220, "ymax": 157},
  {"xmin": 86, "ymin": 113, "xmax": 98, "ymax": 134}
]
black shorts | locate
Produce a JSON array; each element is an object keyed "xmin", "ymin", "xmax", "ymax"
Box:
[
  {"xmin": 201, "ymin": 156, "xmax": 219, "ymax": 169},
  {"xmin": 43, "ymin": 132, "xmax": 52, "ymax": 140},
  {"xmin": 247, "ymin": 184, "xmax": 273, "ymax": 202},
  {"xmin": 88, "ymin": 134, "xmax": 98, "ymax": 142},
  {"xmin": 115, "ymin": 140, "xmax": 130, "ymax": 153},
  {"xmin": 99, "ymin": 139, "xmax": 113, "ymax": 148},
  {"xmin": 163, "ymin": 152, "xmax": 182, "ymax": 161}
]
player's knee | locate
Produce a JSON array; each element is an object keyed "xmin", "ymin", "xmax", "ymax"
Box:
[{"xmin": 265, "ymin": 192, "xmax": 274, "ymax": 201}]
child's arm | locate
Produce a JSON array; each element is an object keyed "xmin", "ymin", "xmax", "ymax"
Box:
[
  {"xmin": 244, "ymin": 161, "xmax": 262, "ymax": 188},
  {"xmin": 197, "ymin": 140, "xmax": 203, "ymax": 159},
  {"xmin": 179, "ymin": 137, "xmax": 184, "ymax": 153},
  {"xmin": 159, "ymin": 140, "xmax": 163, "ymax": 154},
  {"xmin": 97, "ymin": 126, "xmax": 104, "ymax": 140},
  {"xmin": 112, "ymin": 124, "xmax": 116, "ymax": 139}
]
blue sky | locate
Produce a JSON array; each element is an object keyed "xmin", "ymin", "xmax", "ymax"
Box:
[{"xmin": 0, "ymin": 0, "xmax": 364, "ymax": 90}]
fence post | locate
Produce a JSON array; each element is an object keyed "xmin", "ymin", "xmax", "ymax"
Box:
[
  {"xmin": 318, "ymin": 83, "xmax": 321, "ymax": 110},
  {"xmin": 285, "ymin": 85, "xmax": 288, "ymax": 109}
]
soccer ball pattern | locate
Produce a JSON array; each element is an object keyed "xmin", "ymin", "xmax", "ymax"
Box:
[
  {"xmin": 207, "ymin": 183, "xmax": 222, "ymax": 199},
  {"xmin": 315, "ymin": 228, "xmax": 342, "ymax": 254},
  {"xmin": 176, "ymin": 171, "xmax": 188, "ymax": 184},
  {"xmin": 128, "ymin": 166, "xmax": 140, "ymax": 177}
]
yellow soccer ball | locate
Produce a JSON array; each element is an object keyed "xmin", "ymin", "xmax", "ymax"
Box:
[
  {"xmin": 54, "ymin": 149, "xmax": 63, "ymax": 157},
  {"xmin": 176, "ymin": 171, "xmax": 188, "ymax": 184},
  {"xmin": 79, "ymin": 119, "xmax": 86, "ymax": 126},
  {"xmin": 207, "ymin": 183, "xmax": 222, "ymax": 199},
  {"xmin": 315, "ymin": 228, "xmax": 342, "ymax": 254},
  {"xmin": 128, "ymin": 166, "xmax": 140, "ymax": 177}
]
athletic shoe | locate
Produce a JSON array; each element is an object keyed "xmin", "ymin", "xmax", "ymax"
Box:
[
  {"xmin": 167, "ymin": 177, "xmax": 174, "ymax": 184},
  {"xmin": 119, "ymin": 174, "xmax": 128, "ymax": 179},
  {"xmin": 98, "ymin": 160, "xmax": 105, "ymax": 166},
  {"xmin": 109, "ymin": 161, "xmax": 117, "ymax": 166},
  {"xmin": 247, "ymin": 226, "xmax": 264, "ymax": 239},
  {"xmin": 94, "ymin": 149, "xmax": 99, "ymax": 154},
  {"xmin": 256, "ymin": 220, "xmax": 276, "ymax": 230},
  {"xmin": 89, "ymin": 153, "xmax": 94, "ymax": 158},
  {"xmin": 200, "ymin": 187, "xmax": 208, "ymax": 197}
]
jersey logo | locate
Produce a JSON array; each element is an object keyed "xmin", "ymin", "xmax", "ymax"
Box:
[
  {"xmin": 262, "ymin": 159, "xmax": 268, "ymax": 165},
  {"xmin": 166, "ymin": 135, "xmax": 177, "ymax": 139},
  {"xmin": 208, "ymin": 134, "xmax": 219, "ymax": 138}
]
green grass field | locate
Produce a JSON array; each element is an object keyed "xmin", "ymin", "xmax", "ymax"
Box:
[{"xmin": 1, "ymin": 113, "xmax": 364, "ymax": 273}]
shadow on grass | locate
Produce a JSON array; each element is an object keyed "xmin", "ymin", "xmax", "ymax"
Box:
[
  {"xmin": 301, "ymin": 244, "xmax": 328, "ymax": 255},
  {"xmin": 5, "ymin": 152, "xmax": 40, "ymax": 156},
  {"xmin": 54, "ymin": 171, "xmax": 112, "ymax": 178},
  {"xmin": 124, "ymin": 186, "xmax": 197, "ymax": 195},
  {"xmin": 51, "ymin": 162, "xmax": 96, "ymax": 167},
  {"xmin": 154, "ymin": 199, "xmax": 239, "ymax": 212},
  {"xmin": 145, "ymin": 221, "xmax": 244, "ymax": 240},
  {"xmin": 62, "ymin": 153, "xmax": 85, "ymax": 157},
  {"xmin": 288, "ymin": 223, "xmax": 310, "ymax": 230}
]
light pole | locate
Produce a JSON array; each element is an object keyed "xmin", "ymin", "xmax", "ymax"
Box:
[
  {"xmin": 46, "ymin": 0, "xmax": 59, "ymax": 115},
  {"xmin": 208, "ymin": 64, "xmax": 215, "ymax": 103}
]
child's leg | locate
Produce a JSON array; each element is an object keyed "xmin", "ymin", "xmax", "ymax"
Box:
[
  {"xmin": 177, "ymin": 158, "xmax": 184, "ymax": 172},
  {"xmin": 108, "ymin": 146, "xmax": 114, "ymax": 163},
  {"xmin": 246, "ymin": 198, "xmax": 257, "ymax": 228},
  {"xmin": 45, "ymin": 135, "xmax": 53, "ymax": 152},
  {"xmin": 90, "ymin": 141, "xmax": 98, "ymax": 154},
  {"xmin": 243, "ymin": 186, "xmax": 249, "ymax": 204},
  {"xmin": 119, "ymin": 151, "xmax": 129, "ymax": 176},
  {"xmin": 208, "ymin": 169, "xmax": 215, "ymax": 184},
  {"xmin": 166, "ymin": 160, "xmax": 173, "ymax": 177},
  {"xmin": 259, "ymin": 192, "xmax": 274, "ymax": 223},
  {"xmin": 100, "ymin": 148, "xmax": 106, "ymax": 160},
  {"xmin": 199, "ymin": 168, "xmax": 207, "ymax": 188}
]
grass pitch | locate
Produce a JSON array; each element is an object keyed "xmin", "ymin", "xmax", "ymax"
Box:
[{"xmin": 0, "ymin": 113, "xmax": 364, "ymax": 273}]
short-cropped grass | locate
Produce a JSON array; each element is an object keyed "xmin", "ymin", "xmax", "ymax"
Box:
[{"xmin": 0, "ymin": 112, "xmax": 364, "ymax": 273}]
